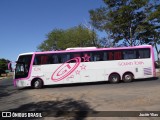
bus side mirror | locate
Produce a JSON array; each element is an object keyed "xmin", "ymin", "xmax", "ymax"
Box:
[
  {"xmin": 8, "ymin": 62, "xmax": 16, "ymax": 71},
  {"xmin": 8, "ymin": 62, "xmax": 11, "ymax": 70}
]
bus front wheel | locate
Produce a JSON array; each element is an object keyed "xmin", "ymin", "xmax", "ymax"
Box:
[
  {"xmin": 109, "ymin": 73, "xmax": 120, "ymax": 83},
  {"xmin": 32, "ymin": 79, "xmax": 43, "ymax": 89}
]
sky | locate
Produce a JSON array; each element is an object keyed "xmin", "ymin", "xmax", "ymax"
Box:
[
  {"xmin": 0, "ymin": 0, "xmax": 105, "ymax": 61},
  {"xmin": 0, "ymin": 0, "xmax": 159, "ymax": 61}
]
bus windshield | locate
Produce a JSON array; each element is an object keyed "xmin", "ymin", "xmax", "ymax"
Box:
[{"xmin": 15, "ymin": 55, "xmax": 32, "ymax": 79}]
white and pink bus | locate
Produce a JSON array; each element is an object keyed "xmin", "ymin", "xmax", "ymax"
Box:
[{"xmin": 10, "ymin": 45, "xmax": 156, "ymax": 88}]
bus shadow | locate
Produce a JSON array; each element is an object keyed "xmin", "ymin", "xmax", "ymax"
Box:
[
  {"xmin": 43, "ymin": 77, "xmax": 159, "ymax": 88},
  {"xmin": 0, "ymin": 84, "xmax": 12, "ymax": 100},
  {"xmin": 0, "ymin": 79, "xmax": 19, "ymax": 100},
  {"xmin": 43, "ymin": 81, "xmax": 108, "ymax": 89},
  {"xmin": 2, "ymin": 98, "xmax": 95, "ymax": 120},
  {"xmin": 18, "ymin": 82, "xmax": 108, "ymax": 90}
]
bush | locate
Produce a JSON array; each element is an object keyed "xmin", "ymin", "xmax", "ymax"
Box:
[{"xmin": 0, "ymin": 69, "xmax": 5, "ymax": 76}]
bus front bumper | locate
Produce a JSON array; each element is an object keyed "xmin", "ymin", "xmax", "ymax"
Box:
[{"xmin": 13, "ymin": 79, "xmax": 31, "ymax": 88}]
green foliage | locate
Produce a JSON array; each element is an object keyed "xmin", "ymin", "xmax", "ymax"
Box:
[
  {"xmin": 37, "ymin": 25, "xmax": 98, "ymax": 51},
  {"xmin": 89, "ymin": 0, "xmax": 160, "ymax": 47},
  {"xmin": 0, "ymin": 58, "xmax": 10, "ymax": 71}
]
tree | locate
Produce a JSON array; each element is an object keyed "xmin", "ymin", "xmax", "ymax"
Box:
[
  {"xmin": 38, "ymin": 29, "xmax": 64, "ymax": 51},
  {"xmin": 37, "ymin": 25, "xmax": 98, "ymax": 51},
  {"xmin": 147, "ymin": 1, "xmax": 160, "ymax": 60},
  {"xmin": 89, "ymin": 0, "xmax": 160, "ymax": 47},
  {"xmin": 0, "ymin": 58, "xmax": 10, "ymax": 75}
]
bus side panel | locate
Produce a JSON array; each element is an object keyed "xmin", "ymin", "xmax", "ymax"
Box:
[{"xmin": 30, "ymin": 48, "xmax": 154, "ymax": 86}]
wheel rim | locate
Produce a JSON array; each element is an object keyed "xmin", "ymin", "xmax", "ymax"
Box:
[
  {"xmin": 112, "ymin": 76, "xmax": 118, "ymax": 82},
  {"xmin": 34, "ymin": 81, "xmax": 39, "ymax": 87},
  {"xmin": 125, "ymin": 75, "xmax": 131, "ymax": 80}
]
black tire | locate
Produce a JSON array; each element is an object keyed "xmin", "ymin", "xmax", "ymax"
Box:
[
  {"xmin": 33, "ymin": 79, "xmax": 43, "ymax": 89},
  {"xmin": 109, "ymin": 73, "xmax": 120, "ymax": 83},
  {"xmin": 123, "ymin": 73, "xmax": 133, "ymax": 83}
]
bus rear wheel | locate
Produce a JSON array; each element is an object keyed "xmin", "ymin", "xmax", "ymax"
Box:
[
  {"xmin": 32, "ymin": 79, "xmax": 43, "ymax": 89},
  {"xmin": 109, "ymin": 73, "xmax": 120, "ymax": 83},
  {"xmin": 123, "ymin": 73, "xmax": 133, "ymax": 83}
]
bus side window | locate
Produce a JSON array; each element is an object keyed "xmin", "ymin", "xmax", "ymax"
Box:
[
  {"xmin": 33, "ymin": 57, "xmax": 38, "ymax": 65},
  {"xmin": 108, "ymin": 52, "xmax": 113, "ymax": 60},
  {"xmin": 114, "ymin": 51, "xmax": 122, "ymax": 60},
  {"xmin": 89, "ymin": 52, "xmax": 93, "ymax": 61},
  {"xmin": 61, "ymin": 54, "xmax": 70, "ymax": 63},
  {"xmin": 71, "ymin": 53, "xmax": 82, "ymax": 62},
  {"xmin": 47, "ymin": 55, "xmax": 54, "ymax": 64},
  {"xmin": 96, "ymin": 54, "xmax": 103, "ymax": 61},
  {"xmin": 107, "ymin": 51, "xmax": 122, "ymax": 60},
  {"xmin": 73, "ymin": 53, "xmax": 81, "ymax": 58},
  {"xmin": 103, "ymin": 52, "xmax": 107, "ymax": 61},
  {"xmin": 138, "ymin": 49, "xmax": 150, "ymax": 58},
  {"xmin": 123, "ymin": 50, "xmax": 136, "ymax": 59},
  {"xmin": 40, "ymin": 55, "xmax": 48, "ymax": 64},
  {"xmin": 91, "ymin": 51, "xmax": 103, "ymax": 61},
  {"xmin": 52, "ymin": 54, "xmax": 59, "ymax": 64},
  {"xmin": 33, "ymin": 55, "xmax": 41, "ymax": 65}
]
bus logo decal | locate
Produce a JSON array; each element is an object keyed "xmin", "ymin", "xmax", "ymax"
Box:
[
  {"xmin": 82, "ymin": 54, "xmax": 90, "ymax": 62},
  {"xmin": 118, "ymin": 61, "xmax": 144, "ymax": 66},
  {"xmin": 51, "ymin": 57, "xmax": 81, "ymax": 82}
]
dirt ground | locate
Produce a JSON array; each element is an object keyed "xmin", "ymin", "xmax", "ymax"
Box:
[{"xmin": 25, "ymin": 77, "xmax": 160, "ymax": 120}]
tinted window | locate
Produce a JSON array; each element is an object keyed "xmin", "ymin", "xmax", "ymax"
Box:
[
  {"xmin": 138, "ymin": 48, "xmax": 150, "ymax": 58},
  {"xmin": 33, "ymin": 48, "xmax": 150, "ymax": 65},
  {"xmin": 18, "ymin": 55, "xmax": 32, "ymax": 64},
  {"xmin": 90, "ymin": 51, "xmax": 103, "ymax": 61},
  {"xmin": 58, "ymin": 53, "xmax": 71, "ymax": 63},
  {"xmin": 33, "ymin": 54, "xmax": 46, "ymax": 65},
  {"xmin": 108, "ymin": 51, "xmax": 122, "ymax": 60},
  {"xmin": 33, "ymin": 53, "xmax": 71, "ymax": 65},
  {"xmin": 123, "ymin": 50, "xmax": 137, "ymax": 59}
]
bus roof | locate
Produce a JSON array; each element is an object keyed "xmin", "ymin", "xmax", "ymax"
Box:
[
  {"xmin": 19, "ymin": 45, "xmax": 152, "ymax": 56},
  {"xmin": 66, "ymin": 47, "xmax": 97, "ymax": 50},
  {"xmin": 19, "ymin": 52, "xmax": 34, "ymax": 56}
]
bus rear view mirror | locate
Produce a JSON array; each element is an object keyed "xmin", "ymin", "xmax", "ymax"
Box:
[{"xmin": 8, "ymin": 61, "xmax": 16, "ymax": 71}]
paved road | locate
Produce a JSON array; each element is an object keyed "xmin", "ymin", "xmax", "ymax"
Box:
[{"xmin": 0, "ymin": 77, "xmax": 160, "ymax": 120}]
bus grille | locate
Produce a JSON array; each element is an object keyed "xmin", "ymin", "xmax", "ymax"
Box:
[{"xmin": 144, "ymin": 67, "xmax": 152, "ymax": 75}]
